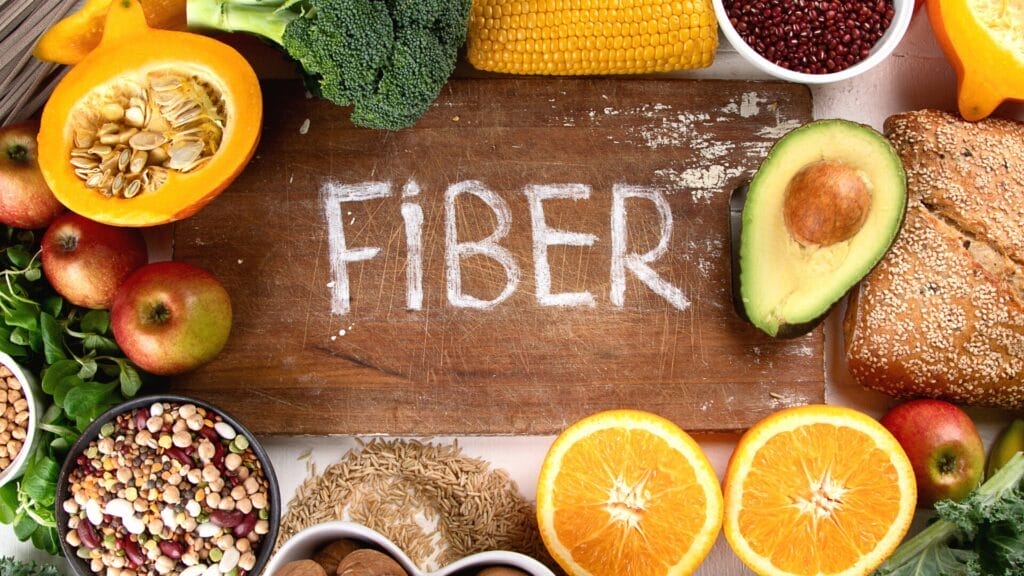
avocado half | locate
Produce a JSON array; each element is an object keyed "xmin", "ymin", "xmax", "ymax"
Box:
[{"xmin": 735, "ymin": 119, "xmax": 907, "ymax": 338}]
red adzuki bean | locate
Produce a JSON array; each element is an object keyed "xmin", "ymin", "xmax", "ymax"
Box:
[{"xmin": 724, "ymin": 0, "xmax": 895, "ymax": 74}]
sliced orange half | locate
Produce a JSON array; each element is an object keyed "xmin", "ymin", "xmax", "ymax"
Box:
[
  {"xmin": 723, "ymin": 405, "xmax": 916, "ymax": 576},
  {"xmin": 536, "ymin": 409, "xmax": 723, "ymax": 576}
]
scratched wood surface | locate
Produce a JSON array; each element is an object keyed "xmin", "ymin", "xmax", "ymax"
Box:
[{"xmin": 170, "ymin": 78, "xmax": 821, "ymax": 435}]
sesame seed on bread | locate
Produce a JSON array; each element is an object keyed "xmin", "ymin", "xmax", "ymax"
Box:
[{"xmin": 844, "ymin": 110, "xmax": 1024, "ymax": 408}]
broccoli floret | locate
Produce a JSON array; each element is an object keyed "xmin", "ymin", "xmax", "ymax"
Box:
[{"xmin": 187, "ymin": 0, "xmax": 471, "ymax": 131}]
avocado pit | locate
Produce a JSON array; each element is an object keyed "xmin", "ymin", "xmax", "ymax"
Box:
[{"xmin": 783, "ymin": 160, "xmax": 872, "ymax": 246}]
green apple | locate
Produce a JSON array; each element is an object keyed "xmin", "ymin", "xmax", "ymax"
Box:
[
  {"xmin": 0, "ymin": 121, "xmax": 64, "ymax": 229},
  {"xmin": 111, "ymin": 262, "xmax": 232, "ymax": 375},
  {"xmin": 880, "ymin": 399, "xmax": 984, "ymax": 507},
  {"xmin": 42, "ymin": 213, "xmax": 148, "ymax": 309}
]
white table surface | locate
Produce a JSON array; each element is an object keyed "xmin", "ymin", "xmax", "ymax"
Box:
[{"xmin": 4, "ymin": 8, "xmax": 1022, "ymax": 574}]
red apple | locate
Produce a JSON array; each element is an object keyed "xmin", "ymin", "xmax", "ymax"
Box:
[
  {"xmin": 42, "ymin": 213, "xmax": 148, "ymax": 309},
  {"xmin": 111, "ymin": 262, "xmax": 232, "ymax": 375},
  {"xmin": 880, "ymin": 399, "xmax": 984, "ymax": 507},
  {"xmin": 0, "ymin": 121, "xmax": 64, "ymax": 229}
]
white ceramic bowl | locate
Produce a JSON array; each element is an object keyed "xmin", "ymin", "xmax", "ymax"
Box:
[
  {"xmin": 0, "ymin": 352, "xmax": 42, "ymax": 487},
  {"xmin": 712, "ymin": 0, "xmax": 914, "ymax": 84},
  {"xmin": 266, "ymin": 521, "xmax": 556, "ymax": 576}
]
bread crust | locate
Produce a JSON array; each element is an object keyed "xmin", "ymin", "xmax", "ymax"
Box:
[{"xmin": 844, "ymin": 110, "xmax": 1024, "ymax": 407}]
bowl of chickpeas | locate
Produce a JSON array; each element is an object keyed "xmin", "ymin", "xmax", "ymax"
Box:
[
  {"xmin": 0, "ymin": 352, "xmax": 42, "ymax": 488},
  {"xmin": 56, "ymin": 395, "xmax": 280, "ymax": 576}
]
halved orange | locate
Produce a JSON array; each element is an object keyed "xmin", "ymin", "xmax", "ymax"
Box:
[
  {"xmin": 536, "ymin": 409, "xmax": 723, "ymax": 576},
  {"xmin": 723, "ymin": 405, "xmax": 917, "ymax": 576}
]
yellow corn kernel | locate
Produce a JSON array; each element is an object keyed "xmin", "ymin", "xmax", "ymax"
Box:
[{"xmin": 467, "ymin": 0, "xmax": 718, "ymax": 74}]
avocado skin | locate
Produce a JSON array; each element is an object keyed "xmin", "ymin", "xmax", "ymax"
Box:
[
  {"xmin": 732, "ymin": 119, "xmax": 908, "ymax": 339},
  {"xmin": 729, "ymin": 181, "xmax": 827, "ymax": 338}
]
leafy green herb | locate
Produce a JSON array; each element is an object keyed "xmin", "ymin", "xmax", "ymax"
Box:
[
  {"xmin": 874, "ymin": 452, "xmax": 1024, "ymax": 576},
  {"xmin": 0, "ymin": 556, "xmax": 63, "ymax": 576},
  {"xmin": 0, "ymin": 225, "xmax": 153, "ymax": 554}
]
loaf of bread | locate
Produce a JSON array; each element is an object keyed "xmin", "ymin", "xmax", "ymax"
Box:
[{"xmin": 844, "ymin": 109, "xmax": 1024, "ymax": 408}]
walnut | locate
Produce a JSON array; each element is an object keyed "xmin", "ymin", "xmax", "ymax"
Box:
[
  {"xmin": 274, "ymin": 560, "xmax": 327, "ymax": 576},
  {"xmin": 336, "ymin": 549, "xmax": 407, "ymax": 576},
  {"xmin": 311, "ymin": 539, "xmax": 362, "ymax": 575}
]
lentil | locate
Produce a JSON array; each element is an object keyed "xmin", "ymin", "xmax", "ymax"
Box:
[
  {"xmin": 724, "ymin": 0, "xmax": 895, "ymax": 74},
  {"xmin": 65, "ymin": 402, "xmax": 271, "ymax": 576},
  {"xmin": 0, "ymin": 366, "xmax": 30, "ymax": 472}
]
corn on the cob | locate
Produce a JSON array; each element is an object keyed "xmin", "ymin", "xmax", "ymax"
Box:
[{"xmin": 467, "ymin": 0, "xmax": 719, "ymax": 75}]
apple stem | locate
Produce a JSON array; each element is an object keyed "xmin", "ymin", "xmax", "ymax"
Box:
[
  {"xmin": 147, "ymin": 302, "xmax": 172, "ymax": 325},
  {"xmin": 5, "ymin": 143, "xmax": 28, "ymax": 163},
  {"xmin": 58, "ymin": 234, "xmax": 79, "ymax": 253}
]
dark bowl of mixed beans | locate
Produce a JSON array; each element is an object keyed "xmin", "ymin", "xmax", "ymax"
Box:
[
  {"xmin": 56, "ymin": 396, "xmax": 280, "ymax": 576},
  {"xmin": 712, "ymin": 0, "xmax": 914, "ymax": 83}
]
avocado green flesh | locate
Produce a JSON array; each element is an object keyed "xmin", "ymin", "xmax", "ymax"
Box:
[{"xmin": 738, "ymin": 119, "xmax": 907, "ymax": 337}]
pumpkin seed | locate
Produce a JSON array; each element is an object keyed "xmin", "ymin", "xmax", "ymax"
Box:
[
  {"xmin": 167, "ymin": 140, "xmax": 203, "ymax": 170},
  {"xmin": 124, "ymin": 179, "xmax": 143, "ymax": 198},
  {"xmin": 71, "ymin": 157, "xmax": 99, "ymax": 169},
  {"xmin": 111, "ymin": 173, "xmax": 125, "ymax": 195},
  {"xmin": 86, "ymin": 173, "xmax": 104, "ymax": 188},
  {"xmin": 117, "ymin": 148, "xmax": 131, "ymax": 171},
  {"xmin": 129, "ymin": 150, "xmax": 148, "ymax": 174},
  {"xmin": 128, "ymin": 131, "xmax": 167, "ymax": 151},
  {"xmin": 125, "ymin": 107, "xmax": 146, "ymax": 128},
  {"xmin": 101, "ymin": 103, "xmax": 125, "ymax": 121}
]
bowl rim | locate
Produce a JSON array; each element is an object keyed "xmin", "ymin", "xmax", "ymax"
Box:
[
  {"xmin": 55, "ymin": 394, "xmax": 281, "ymax": 576},
  {"xmin": 712, "ymin": 0, "xmax": 915, "ymax": 84},
  {"xmin": 266, "ymin": 520, "xmax": 557, "ymax": 576},
  {"xmin": 0, "ymin": 351, "xmax": 42, "ymax": 488}
]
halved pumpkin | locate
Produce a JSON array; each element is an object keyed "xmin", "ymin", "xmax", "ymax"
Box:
[{"xmin": 38, "ymin": 0, "xmax": 261, "ymax": 227}]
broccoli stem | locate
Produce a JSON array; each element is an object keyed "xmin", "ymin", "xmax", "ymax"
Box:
[{"xmin": 187, "ymin": 0, "xmax": 296, "ymax": 45}]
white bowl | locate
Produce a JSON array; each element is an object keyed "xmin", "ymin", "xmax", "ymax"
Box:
[
  {"xmin": 266, "ymin": 521, "xmax": 556, "ymax": 576},
  {"xmin": 712, "ymin": 0, "xmax": 914, "ymax": 84},
  {"xmin": 0, "ymin": 352, "xmax": 42, "ymax": 487}
]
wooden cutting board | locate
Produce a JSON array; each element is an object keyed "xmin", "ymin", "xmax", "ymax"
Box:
[{"xmin": 170, "ymin": 78, "xmax": 821, "ymax": 435}]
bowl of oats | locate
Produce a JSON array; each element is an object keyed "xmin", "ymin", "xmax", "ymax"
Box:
[
  {"xmin": 56, "ymin": 395, "xmax": 280, "ymax": 576},
  {"xmin": 0, "ymin": 352, "xmax": 42, "ymax": 488}
]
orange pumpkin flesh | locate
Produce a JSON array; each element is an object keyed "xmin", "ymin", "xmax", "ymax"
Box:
[
  {"xmin": 927, "ymin": 0, "xmax": 1024, "ymax": 121},
  {"xmin": 38, "ymin": 0, "xmax": 261, "ymax": 228}
]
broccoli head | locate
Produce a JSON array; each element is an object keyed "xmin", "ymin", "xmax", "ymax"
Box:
[{"xmin": 187, "ymin": 0, "xmax": 472, "ymax": 130}]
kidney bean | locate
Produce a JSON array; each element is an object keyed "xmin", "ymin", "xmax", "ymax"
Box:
[
  {"xmin": 165, "ymin": 447, "xmax": 194, "ymax": 467},
  {"xmin": 134, "ymin": 409, "xmax": 149, "ymax": 432},
  {"xmin": 212, "ymin": 441, "xmax": 226, "ymax": 469},
  {"xmin": 198, "ymin": 427, "xmax": 219, "ymax": 443},
  {"xmin": 232, "ymin": 513, "xmax": 256, "ymax": 538},
  {"xmin": 123, "ymin": 538, "xmax": 146, "ymax": 568},
  {"xmin": 77, "ymin": 521, "xmax": 101, "ymax": 550},
  {"xmin": 159, "ymin": 540, "xmax": 183, "ymax": 559},
  {"xmin": 210, "ymin": 509, "xmax": 244, "ymax": 529}
]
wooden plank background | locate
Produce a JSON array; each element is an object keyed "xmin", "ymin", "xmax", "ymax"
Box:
[{"xmin": 170, "ymin": 77, "xmax": 821, "ymax": 435}]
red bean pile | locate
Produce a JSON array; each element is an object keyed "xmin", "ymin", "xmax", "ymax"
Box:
[{"xmin": 724, "ymin": 0, "xmax": 896, "ymax": 74}]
